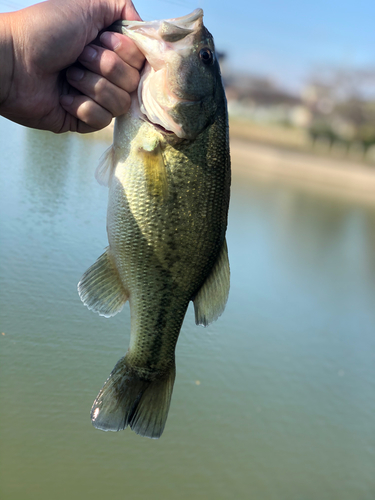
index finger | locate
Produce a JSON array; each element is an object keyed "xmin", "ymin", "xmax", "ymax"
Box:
[{"xmin": 100, "ymin": 32, "xmax": 144, "ymax": 70}]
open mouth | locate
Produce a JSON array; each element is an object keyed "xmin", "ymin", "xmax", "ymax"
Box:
[
  {"xmin": 142, "ymin": 115, "xmax": 175, "ymax": 136},
  {"xmin": 136, "ymin": 61, "xmax": 198, "ymax": 139}
]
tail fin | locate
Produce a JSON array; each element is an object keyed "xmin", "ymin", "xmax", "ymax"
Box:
[{"xmin": 90, "ymin": 356, "xmax": 175, "ymax": 439}]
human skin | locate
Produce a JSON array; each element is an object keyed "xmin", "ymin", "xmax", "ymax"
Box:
[{"xmin": 0, "ymin": 0, "xmax": 145, "ymax": 133}]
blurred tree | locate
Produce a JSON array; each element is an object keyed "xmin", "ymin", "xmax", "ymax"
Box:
[{"xmin": 305, "ymin": 67, "xmax": 375, "ymax": 156}]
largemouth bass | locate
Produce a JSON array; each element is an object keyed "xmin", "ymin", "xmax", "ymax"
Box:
[{"xmin": 78, "ymin": 8, "xmax": 231, "ymax": 439}]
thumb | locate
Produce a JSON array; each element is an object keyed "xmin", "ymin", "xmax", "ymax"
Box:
[
  {"xmin": 122, "ymin": 0, "xmax": 142, "ymax": 22},
  {"xmin": 88, "ymin": 0, "xmax": 143, "ymax": 36}
]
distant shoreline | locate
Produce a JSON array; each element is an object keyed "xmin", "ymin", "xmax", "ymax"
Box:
[{"xmin": 231, "ymin": 137, "xmax": 375, "ymax": 205}]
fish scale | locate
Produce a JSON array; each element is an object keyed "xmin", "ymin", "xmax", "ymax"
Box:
[{"xmin": 78, "ymin": 9, "xmax": 230, "ymax": 438}]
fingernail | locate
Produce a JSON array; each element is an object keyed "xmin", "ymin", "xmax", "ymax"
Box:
[
  {"xmin": 67, "ymin": 67, "xmax": 84, "ymax": 81},
  {"xmin": 100, "ymin": 32, "xmax": 121, "ymax": 51},
  {"xmin": 60, "ymin": 95, "xmax": 74, "ymax": 106},
  {"xmin": 79, "ymin": 45, "xmax": 98, "ymax": 62}
]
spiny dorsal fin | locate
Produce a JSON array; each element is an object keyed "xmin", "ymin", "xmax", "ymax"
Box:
[
  {"xmin": 193, "ymin": 238, "xmax": 230, "ymax": 326},
  {"xmin": 78, "ymin": 248, "xmax": 129, "ymax": 317}
]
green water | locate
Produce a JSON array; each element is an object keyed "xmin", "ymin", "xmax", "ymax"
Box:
[{"xmin": 0, "ymin": 117, "xmax": 374, "ymax": 500}]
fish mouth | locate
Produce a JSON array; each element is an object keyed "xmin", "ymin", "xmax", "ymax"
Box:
[
  {"xmin": 142, "ymin": 115, "xmax": 175, "ymax": 136},
  {"xmin": 136, "ymin": 61, "xmax": 198, "ymax": 139},
  {"xmin": 110, "ymin": 9, "xmax": 203, "ymax": 35}
]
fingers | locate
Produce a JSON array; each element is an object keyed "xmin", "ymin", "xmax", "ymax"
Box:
[
  {"xmin": 61, "ymin": 33, "xmax": 144, "ymax": 132},
  {"xmin": 79, "ymin": 42, "xmax": 143, "ymax": 88},
  {"xmin": 100, "ymin": 32, "xmax": 144, "ymax": 70},
  {"xmin": 67, "ymin": 65, "xmax": 133, "ymax": 117},
  {"xmin": 60, "ymin": 94, "xmax": 113, "ymax": 132}
]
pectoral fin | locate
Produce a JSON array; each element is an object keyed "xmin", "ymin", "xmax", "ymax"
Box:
[
  {"xmin": 95, "ymin": 146, "xmax": 116, "ymax": 187},
  {"xmin": 139, "ymin": 139, "xmax": 168, "ymax": 198},
  {"xmin": 193, "ymin": 239, "xmax": 230, "ymax": 326},
  {"xmin": 78, "ymin": 248, "xmax": 129, "ymax": 317}
]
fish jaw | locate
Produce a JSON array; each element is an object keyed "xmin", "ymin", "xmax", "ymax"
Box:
[
  {"xmin": 111, "ymin": 9, "xmax": 221, "ymax": 139},
  {"xmin": 114, "ymin": 9, "xmax": 204, "ymax": 61}
]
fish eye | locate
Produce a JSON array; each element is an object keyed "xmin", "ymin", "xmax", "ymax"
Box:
[{"xmin": 199, "ymin": 48, "xmax": 213, "ymax": 65}]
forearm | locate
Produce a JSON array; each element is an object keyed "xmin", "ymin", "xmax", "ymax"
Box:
[{"xmin": 0, "ymin": 13, "xmax": 15, "ymax": 112}]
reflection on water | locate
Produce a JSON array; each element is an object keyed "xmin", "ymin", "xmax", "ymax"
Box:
[
  {"xmin": 1, "ymin": 118, "xmax": 374, "ymax": 500},
  {"xmin": 23, "ymin": 129, "xmax": 73, "ymax": 213}
]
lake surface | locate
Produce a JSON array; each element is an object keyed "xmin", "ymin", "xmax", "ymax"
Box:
[{"xmin": 1, "ymin": 117, "xmax": 374, "ymax": 500}]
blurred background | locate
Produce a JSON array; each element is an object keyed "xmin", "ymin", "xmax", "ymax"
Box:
[{"xmin": 1, "ymin": 0, "xmax": 375, "ymax": 499}]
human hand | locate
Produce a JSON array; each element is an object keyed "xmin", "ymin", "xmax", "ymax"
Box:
[{"xmin": 0, "ymin": 0, "xmax": 145, "ymax": 133}]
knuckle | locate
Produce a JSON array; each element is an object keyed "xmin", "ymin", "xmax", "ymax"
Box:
[
  {"xmin": 98, "ymin": 114, "xmax": 112, "ymax": 129},
  {"xmin": 76, "ymin": 99, "xmax": 95, "ymax": 119},
  {"xmin": 126, "ymin": 69, "xmax": 140, "ymax": 92},
  {"xmin": 83, "ymin": 105, "xmax": 111, "ymax": 129},
  {"xmin": 100, "ymin": 50, "xmax": 140, "ymax": 92},
  {"xmin": 113, "ymin": 92, "xmax": 131, "ymax": 117},
  {"xmin": 94, "ymin": 77, "xmax": 108, "ymax": 95},
  {"xmin": 100, "ymin": 51, "xmax": 119, "ymax": 79}
]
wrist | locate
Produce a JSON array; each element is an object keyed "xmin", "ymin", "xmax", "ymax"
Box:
[{"xmin": 0, "ymin": 13, "xmax": 15, "ymax": 112}]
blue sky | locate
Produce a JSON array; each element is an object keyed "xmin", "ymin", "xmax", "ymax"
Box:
[{"xmin": 1, "ymin": 0, "xmax": 374, "ymax": 91}]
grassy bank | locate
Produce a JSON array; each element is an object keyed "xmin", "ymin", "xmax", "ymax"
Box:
[{"xmin": 229, "ymin": 118, "xmax": 375, "ymax": 166}]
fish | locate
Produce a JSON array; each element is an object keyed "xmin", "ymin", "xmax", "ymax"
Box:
[{"xmin": 78, "ymin": 8, "xmax": 231, "ymax": 439}]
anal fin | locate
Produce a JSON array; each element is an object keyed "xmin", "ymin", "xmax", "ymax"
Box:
[
  {"xmin": 193, "ymin": 238, "xmax": 230, "ymax": 326},
  {"xmin": 78, "ymin": 248, "xmax": 128, "ymax": 317}
]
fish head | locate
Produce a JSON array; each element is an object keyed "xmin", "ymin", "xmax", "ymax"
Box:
[{"xmin": 118, "ymin": 9, "xmax": 224, "ymax": 139}]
